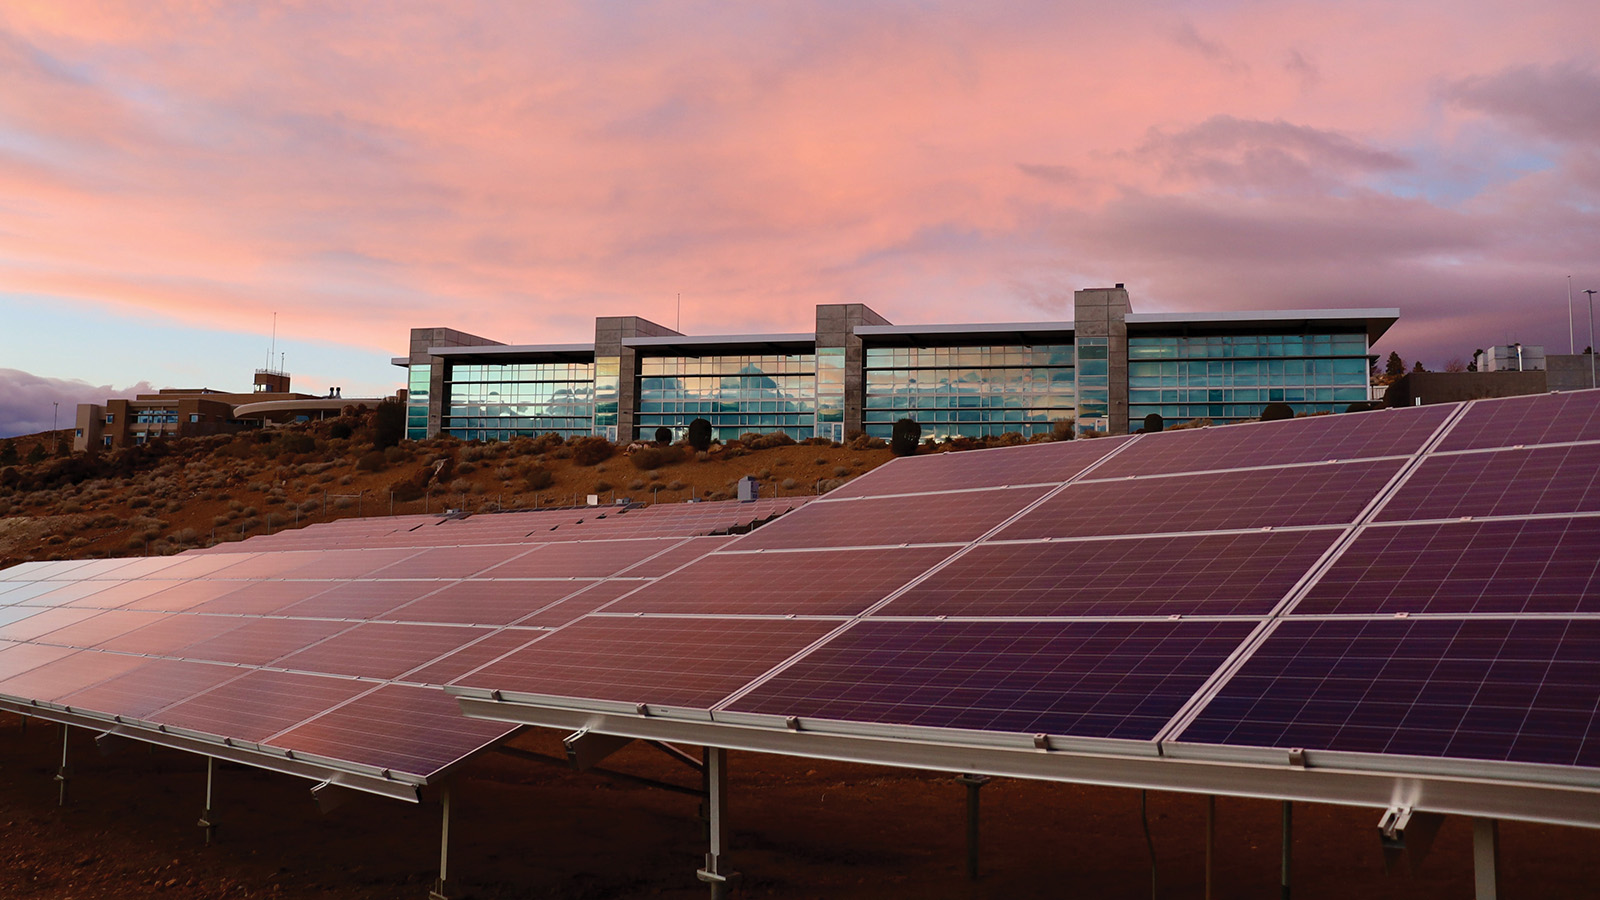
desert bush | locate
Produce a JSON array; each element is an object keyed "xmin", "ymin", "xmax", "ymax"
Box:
[
  {"xmin": 666, "ymin": 480, "xmax": 685, "ymax": 491},
  {"xmin": 1050, "ymin": 418, "xmax": 1076, "ymax": 441},
  {"xmin": 355, "ymin": 450, "xmax": 386, "ymax": 472},
  {"xmin": 740, "ymin": 432, "xmax": 796, "ymax": 450},
  {"xmin": 338, "ymin": 474, "xmax": 353, "ymax": 485},
  {"xmin": 327, "ymin": 422, "xmax": 353, "ymax": 440},
  {"xmin": 570, "ymin": 436, "xmax": 614, "ymax": 466},
  {"xmin": 631, "ymin": 445, "xmax": 685, "ymax": 470},
  {"xmin": 334, "ymin": 497, "xmax": 353, "ymax": 510},
  {"xmin": 455, "ymin": 462, "xmax": 476, "ymax": 475},
  {"xmin": 593, "ymin": 480, "xmax": 612, "ymax": 493},
  {"xmin": 687, "ymin": 418, "xmax": 712, "ymax": 452},
  {"xmin": 373, "ymin": 398, "xmax": 406, "ymax": 449},
  {"xmin": 891, "ymin": 419, "xmax": 921, "ymax": 457},
  {"xmin": 846, "ymin": 433, "xmax": 887, "ymax": 451},
  {"xmin": 833, "ymin": 466, "xmax": 849, "ymax": 477},
  {"xmin": 696, "ymin": 451, "xmax": 710, "ymax": 462},
  {"xmin": 522, "ymin": 465, "xmax": 554, "ymax": 491},
  {"xmin": 781, "ymin": 478, "xmax": 797, "ymax": 490},
  {"xmin": 129, "ymin": 496, "xmax": 151, "ymax": 509},
  {"xmin": 383, "ymin": 445, "xmax": 407, "ymax": 464},
  {"xmin": 298, "ymin": 499, "xmax": 319, "ymax": 513},
  {"xmin": 448, "ymin": 478, "xmax": 472, "ymax": 493},
  {"xmin": 274, "ymin": 433, "xmax": 317, "ymax": 456},
  {"xmin": 628, "ymin": 478, "xmax": 646, "ymax": 490}
]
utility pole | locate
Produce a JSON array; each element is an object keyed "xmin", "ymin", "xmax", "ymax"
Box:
[{"xmin": 1586, "ymin": 289, "xmax": 1598, "ymax": 389}]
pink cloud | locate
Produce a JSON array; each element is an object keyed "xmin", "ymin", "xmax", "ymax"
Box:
[{"xmin": 0, "ymin": 0, "xmax": 1594, "ymax": 375}]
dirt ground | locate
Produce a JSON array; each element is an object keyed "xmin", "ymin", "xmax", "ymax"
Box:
[{"xmin": 0, "ymin": 713, "xmax": 1591, "ymax": 899}]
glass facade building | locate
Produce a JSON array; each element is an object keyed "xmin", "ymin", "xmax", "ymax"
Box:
[
  {"xmin": 399, "ymin": 291, "xmax": 1393, "ymax": 442},
  {"xmin": 862, "ymin": 344, "xmax": 1075, "ymax": 439}
]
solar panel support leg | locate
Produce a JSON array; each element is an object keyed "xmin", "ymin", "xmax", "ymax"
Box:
[
  {"xmin": 1280, "ymin": 801, "xmax": 1292, "ymax": 900},
  {"xmin": 199, "ymin": 756, "xmax": 217, "ymax": 845},
  {"xmin": 1204, "ymin": 794, "xmax": 1216, "ymax": 900},
  {"xmin": 1472, "ymin": 818, "xmax": 1499, "ymax": 900},
  {"xmin": 429, "ymin": 783, "xmax": 452, "ymax": 900},
  {"xmin": 956, "ymin": 773, "xmax": 990, "ymax": 880},
  {"xmin": 695, "ymin": 747, "xmax": 738, "ymax": 898},
  {"xmin": 54, "ymin": 723, "xmax": 69, "ymax": 806}
]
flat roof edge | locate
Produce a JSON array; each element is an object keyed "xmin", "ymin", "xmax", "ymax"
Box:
[
  {"xmin": 622, "ymin": 333, "xmax": 817, "ymax": 347},
  {"xmin": 856, "ymin": 322, "xmax": 1075, "ymax": 337},
  {"xmin": 429, "ymin": 343, "xmax": 596, "ymax": 357}
]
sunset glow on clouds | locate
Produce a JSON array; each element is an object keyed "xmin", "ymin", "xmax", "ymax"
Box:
[{"xmin": 2, "ymin": 1, "xmax": 1598, "ymax": 434}]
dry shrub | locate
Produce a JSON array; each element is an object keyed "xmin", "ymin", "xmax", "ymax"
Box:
[
  {"xmin": 630, "ymin": 445, "xmax": 684, "ymax": 470},
  {"xmin": 570, "ymin": 436, "xmax": 614, "ymax": 466}
]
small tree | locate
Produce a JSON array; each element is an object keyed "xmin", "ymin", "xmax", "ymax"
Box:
[
  {"xmin": 1142, "ymin": 413, "xmax": 1164, "ymax": 433},
  {"xmin": 25, "ymin": 443, "xmax": 47, "ymax": 464},
  {"xmin": 0, "ymin": 441, "xmax": 16, "ymax": 466},
  {"xmin": 654, "ymin": 426, "xmax": 672, "ymax": 445},
  {"xmin": 1412, "ymin": 360, "xmax": 1427, "ymax": 373},
  {"xmin": 1261, "ymin": 403, "xmax": 1294, "ymax": 422},
  {"xmin": 687, "ymin": 418, "xmax": 713, "ymax": 452},
  {"xmin": 1443, "ymin": 358, "xmax": 1467, "ymax": 373},
  {"xmin": 890, "ymin": 418, "xmax": 921, "ymax": 456},
  {"xmin": 373, "ymin": 398, "xmax": 406, "ymax": 449},
  {"xmin": 1384, "ymin": 352, "xmax": 1405, "ymax": 377},
  {"xmin": 569, "ymin": 436, "xmax": 614, "ymax": 466}
]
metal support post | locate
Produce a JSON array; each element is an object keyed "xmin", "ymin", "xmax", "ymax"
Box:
[
  {"xmin": 1140, "ymin": 790, "xmax": 1158, "ymax": 900},
  {"xmin": 1204, "ymin": 794, "xmax": 1216, "ymax": 900},
  {"xmin": 956, "ymin": 773, "xmax": 990, "ymax": 880},
  {"xmin": 55, "ymin": 724, "xmax": 70, "ymax": 806},
  {"xmin": 696, "ymin": 747, "xmax": 738, "ymax": 898},
  {"xmin": 1280, "ymin": 800, "xmax": 1292, "ymax": 900},
  {"xmin": 1473, "ymin": 818, "xmax": 1499, "ymax": 900},
  {"xmin": 429, "ymin": 784, "xmax": 452, "ymax": 900},
  {"xmin": 198, "ymin": 757, "xmax": 217, "ymax": 844}
]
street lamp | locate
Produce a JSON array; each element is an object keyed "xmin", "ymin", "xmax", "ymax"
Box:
[{"xmin": 1586, "ymin": 289, "xmax": 1598, "ymax": 390}]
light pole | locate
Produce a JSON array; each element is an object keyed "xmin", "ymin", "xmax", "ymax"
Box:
[{"xmin": 1586, "ymin": 289, "xmax": 1598, "ymax": 389}]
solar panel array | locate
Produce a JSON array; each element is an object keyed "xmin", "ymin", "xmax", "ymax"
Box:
[
  {"xmin": 453, "ymin": 391, "xmax": 1600, "ymax": 783},
  {"xmin": 0, "ymin": 498, "xmax": 808, "ymax": 793}
]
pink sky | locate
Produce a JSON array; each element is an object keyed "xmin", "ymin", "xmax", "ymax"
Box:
[{"xmin": 2, "ymin": 0, "xmax": 1598, "ymax": 415}]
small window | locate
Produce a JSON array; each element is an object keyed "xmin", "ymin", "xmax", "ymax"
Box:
[
  {"xmin": 189, "ymin": 414, "xmax": 200, "ymax": 423},
  {"xmin": 75, "ymin": 429, "xmax": 83, "ymax": 438},
  {"xmin": 105, "ymin": 414, "xmax": 114, "ymax": 424},
  {"xmin": 102, "ymin": 436, "xmax": 112, "ymax": 447}
]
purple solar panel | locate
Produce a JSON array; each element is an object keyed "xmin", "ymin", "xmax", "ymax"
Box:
[
  {"xmin": 823, "ymin": 438, "xmax": 1132, "ymax": 500},
  {"xmin": 478, "ymin": 538, "xmax": 684, "ymax": 578},
  {"xmin": 404, "ymin": 629, "xmax": 545, "ymax": 685},
  {"xmin": 388, "ymin": 580, "xmax": 596, "ymax": 626},
  {"xmin": 458, "ymin": 617, "xmax": 839, "ymax": 710},
  {"xmin": 157, "ymin": 669, "xmax": 374, "ymax": 743},
  {"xmin": 1294, "ymin": 518, "xmax": 1600, "ymax": 615},
  {"xmin": 118, "ymin": 580, "xmax": 242, "ymax": 612},
  {"xmin": 514, "ymin": 580, "xmax": 646, "ymax": 627},
  {"xmin": 0, "ymin": 608, "xmax": 102, "ymax": 641},
  {"xmin": 737, "ymin": 487, "xmax": 1051, "ymax": 551},
  {"xmin": 1437, "ymin": 390, "xmax": 1600, "ymax": 452},
  {"xmin": 608, "ymin": 547, "xmax": 955, "ymax": 617},
  {"xmin": 1000, "ymin": 460, "xmax": 1402, "ymax": 540},
  {"xmin": 0, "ymin": 649, "xmax": 150, "ymax": 703},
  {"xmin": 58, "ymin": 580, "xmax": 173, "ymax": 609},
  {"xmin": 276, "ymin": 623, "xmax": 492, "ymax": 680},
  {"xmin": 1378, "ymin": 444, "xmax": 1600, "ymax": 521},
  {"xmin": 29, "ymin": 609, "xmax": 169, "ymax": 648},
  {"xmin": 0, "ymin": 642, "xmax": 78, "ymax": 681},
  {"xmin": 1178, "ymin": 618, "xmax": 1600, "ymax": 768},
  {"xmin": 881, "ymin": 530, "xmax": 1340, "ymax": 618},
  {"xmin": 55, "ymin": 658, "xmax": 244, "ymax": 720},
  {"xmin": 278, "ymin": 548, "xmax": 425, "ymax": 580},
  {"xmin": 1093, "ymin": 404, "xmax": 1454, "ymax": 479},
  {"xmin": 270, "ymin": 684, "xmax": 516, "ymax": 778},
  {"xmin": 371, "ymin": 545, "xmax": 538, "ymax": 579},
  {"xmin": 728, "ymin": 619, "xmax": 1255, "ymax": 740},
  {"xmin": 176, "ymin": 618, "xmax": 349, "ymax": 666}
]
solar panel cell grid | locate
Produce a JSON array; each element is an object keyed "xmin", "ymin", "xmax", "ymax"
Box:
[
  {"xmin": 58, "ymin": 580, "xmax": 173, "ymax": 609},
  {"xmin": 1000, "ymin": 460, "xmax": 1402, "ymax": 540},
  {"xmin": 157, "ymin": 670, "xmax": 374, "ymax": 743},
  {"xmin": 1377, "ymin": 444, "xmax": 1600, "ymax": 521},
  {"xmin": 388, "ymin": 580, "xmax": 596, "ymax": 626},
  {"xmin": 617, "ymin": 536, "xmax": 738, "ymax": 578},
  {"xmin": 55, "ymin": 658, "xmax": 244, "ymax": 720},
  {"xmin": 0, "ymin": 608, "xmax": 102, "ymax": 641},
  {"xmin": 186, "ymin": 580, "xmax": 333, "ymax": 616},
  {"xmin": 606, "ymin": 546, "xmax": 955, "ymax": 617},
  {"xmin": 458, "ymin": 617, "xmax": 840, "ymax": 710},
  {"xmin": 1178, "ymin": 618, "xmax": 1600, "ymax": 768},
  {"xmin": 728, "ymin": 619, "xmax": 1256, "ymax": 740},
  {"xmin": 821, "ymin": 438, "xmax": 1130, "ymax": 500},
  {"xmin": 117, "ymin": 580, "xmax": 242, "ymax": 612},
  {"xmin": 479, "ymin": 539, "xmax": 683, "ymax": 578},
  {"xmin": 372, "ymin": 545, "xmax": 537, "ymax": 580},
  {"xmin": 404, "ymin": 629, "xmax": 545, "ymax": 685},
  {"xmin": 1091, "ymin": 404, "xmax": 1454, "ymax": 479},
  {"xmin": 1293, "ymin": 518, "xmax": 1600, "ymax": 615},
  {"xmin": 1436, "ymin": 390, "xmax": 1600, "ymax": 452},
  {"xmin": 736, "ymin": 487, "xmax": 1050, "ymax": 551},
  {"xmin": 276, "ymin": 623, "xmax": 493, "ymax": 680},
  {"xmin": 271, "ymin": 684, "xmax": 516, "ymax": 778},
  {"xmin": 176, "ymin": 618, "xmax": 349, "ymax": 666},
  {"xmin": 29, "ymin": 609, "xmax": 168, "ymax": 648},
  {"xmin": 0, "ymin": 650, "xmax": 150, "ymax": 704},
  {"xmin": 95, "ymin": 614, "xmax": 244, "ymax": 656},
  {"xmin": 0, "ymin": 642, "xmax": 78, "ymax": 682},
  {"xmin": 881, "ymin": 530, "xmax": 1340, "ymax": 618},
  {"xmin": 278, "ymin": 581, "xmax": 441, "ymax": 621},
  {"xmin": 514, "ymin": 580, "xmax": 645, "ymax": 627}
]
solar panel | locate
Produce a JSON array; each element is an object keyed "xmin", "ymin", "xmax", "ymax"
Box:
[
  {"xmin": 1177, "ymin": 618, "xmax": 1600, "ymax": 768},
  {"xmin": 277, "ymin": 623, "xmax": 494, "ymax": 680},
  {"xmin": 0, "ymin": 607, "xmax": 102, "ymax": 641},
  {"xmin": 821, "ymin": 438, "xmax": 1131, "ymax": 500},
  {"xmin": 268, "ymin": 684, "xmax": 515, "ymax": 777},
  {"xmin": 999, "ymin": 460, "xmax": 1402, "ymax": 540},
  {"xmin": 176, "ymin": 618, "xmax": 349, "ymax": 666},
  {"xmin": 617, "ymin": 536, "xmax": 737, "ymax": 577},
  {"xmin": 156, "ymin": 669, "xmax": 375, "ymax": 743},
  {"xmin": 727, "ymin": 619, "xmax": 1257, "ymax": 740},
  {"xmin": 386, "ymin": 580, "xmax": 599, "ymax": 627},
  {"xmin": 116, "ymin": 579, "xmax": 242, "ymax": 612},
  {"xmin": 1293, "ymin": 518, "xmax": 1600, "ymax": 615},
  {"xmin": 1436, "ymin": 389, "xmax": 1600, "ymax": 452},
  {"xmin": 55, "ymin": 657, "xmax": 246, "ymax": 720},
  {"xmin": 514, "ymin": 580, "xmax": 647, "ymax": 627},
  {"xmin": 95, "ymin": 614, "xmax": 244, "ymax": 656},
  {"xmin": 371, "ymin": 545, "xmax": 538, "ymax": 580},
  {"xmin": 186, "ymin": 580, "xmax": 334, "ymax": 616},
  {"xmin": 278, "ymin": 580, "xmax": 443, "ymax": 621},
  {"xmin": 401, "ymin": 629, "xmax": 546, "ymax": 686},
  {"xmin": 456, "ymin": 617, "xmax": 840, "ymax": 710},
  {"xmin": 1091, "ymin": 404, "xmax": 1453, "ymax": 479},
  {"xmin": 880, "ymin": 530, "xmax": 1340, "ymax": 618},
  {"xmin": 477, "ymin": 538, "xmax": 685, "ymax": 578},
  {"xmin": 605, "ymin": 547, "xmax": 956, "ymax": 617},
  {"xmin": 29, "ymin": 609, "xmax": 168, "ymax": 648},
  {"xmin": 735, "ymin": 487, "xmax": 1051, "ymax": 551},
  {"xmin": 0, "ymin": 649, "xmax": 150, "ymax": 704},
  {"xmin": 1377, "ymin": 444, "xmax": 1600, "ymax": 521}
]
